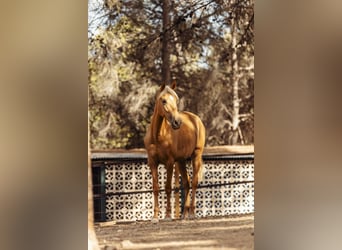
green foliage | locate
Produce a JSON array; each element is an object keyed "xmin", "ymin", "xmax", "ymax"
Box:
[{"xmin": 88, "ymin": 0, "xmax": 254, "ymax": 149}]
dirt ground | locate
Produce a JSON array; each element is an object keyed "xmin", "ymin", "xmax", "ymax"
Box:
[{"xmin": 95, "ymin": 214, "xmax": 254, "ymax": 250}]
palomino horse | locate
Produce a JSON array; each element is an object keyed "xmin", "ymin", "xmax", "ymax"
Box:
[{"xmin": 144, "ymin": 82, "xmax": 205, "ymax": 222}]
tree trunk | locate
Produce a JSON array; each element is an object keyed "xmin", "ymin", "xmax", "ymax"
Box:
[
  {"xmin": 162, "ymin": 0, "xmax": 171, "ymax": 84},
  {"xmin": 229, "ymin": 17, "xmax": 240, "ymax": 145}
]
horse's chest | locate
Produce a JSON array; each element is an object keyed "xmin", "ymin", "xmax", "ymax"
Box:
[
  {"xmin": 156, "ymin": 136, "xmax": 172, "ymax": 153},
  {"xmin": 155, "ymin": 120, "xmax": 196, "ymax": 159},
  {"xmin": 157, "ymin": 133, "xmax": 194, "ymax": 160}
]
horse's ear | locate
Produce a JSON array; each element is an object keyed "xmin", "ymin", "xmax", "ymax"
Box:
[
  {"xmin": 171, "ymin": 81, "xmax": 177, "ymax": 90},
  {"xmin": 160, "ymin": 84, "xmax": 166, "ymax": 92}
]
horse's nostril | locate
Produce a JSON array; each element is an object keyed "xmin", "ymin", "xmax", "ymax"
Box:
[
  {"xmin": 173, "ymin": 119, "xmax": 182, "ymax": 128},
  {"xmin": 170, "ymin": 116, "xmax": 182, "ymax": 129}
]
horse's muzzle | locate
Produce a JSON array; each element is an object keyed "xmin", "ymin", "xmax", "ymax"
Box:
[{"xmin": 171, "ymin": 117, "xmax": 182, "ymax": 130}]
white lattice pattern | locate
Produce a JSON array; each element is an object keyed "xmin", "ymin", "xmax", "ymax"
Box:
[{"xmin": 105, "ymin": 159, "xmax": 254, "ymax": 222}]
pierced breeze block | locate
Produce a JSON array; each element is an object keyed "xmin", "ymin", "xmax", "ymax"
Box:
[{"xmin": 99, "ymin": 155, "xmax": 254, "ymax": 222}]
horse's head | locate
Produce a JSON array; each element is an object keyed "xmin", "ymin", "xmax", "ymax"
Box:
[{"xmin": 156, "ymin": 82, "xmax": 182, "ymax": 129}]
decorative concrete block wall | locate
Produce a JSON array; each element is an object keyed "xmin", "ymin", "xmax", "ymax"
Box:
[{"xmin": 92, "ymin": 154, "xmax": 254, "ymax": 222}]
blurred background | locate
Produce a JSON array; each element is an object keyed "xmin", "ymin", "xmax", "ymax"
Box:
[
  {"xmin": 1, "ymin": 0, "xmax": 342, "ymax": 249},
  {"xmin": 88, "ymin": 0, "xmax": 254, "ymax": 149}
]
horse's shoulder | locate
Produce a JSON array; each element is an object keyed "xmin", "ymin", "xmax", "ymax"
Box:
[
  {"xmin": 181, "ymin": 111, "xmax": 202, "ymax": 123},
  {"xmin": 181, "ymin": 111, "xmax": 196, "ymax": 118}
]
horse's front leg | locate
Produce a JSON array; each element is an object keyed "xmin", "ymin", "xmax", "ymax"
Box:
[
  {"xmin": 165, "ymin": 162, "xmax": 174, "ymax": 220},
  {"xmin": 149, "ymin": 163, "xmax": 160, "ymax": 223}
]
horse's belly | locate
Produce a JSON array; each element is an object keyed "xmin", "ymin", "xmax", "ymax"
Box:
[
  {"xmin": 173, "ymin": 137, "xmax": 195, "ymax": 159},
  {"xmin": 155, "ymin": 140, "xmax": 193, "ymax": 163}
]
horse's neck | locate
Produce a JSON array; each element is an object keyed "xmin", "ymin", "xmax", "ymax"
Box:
[{"xmin": 151, "ymin": 113, "xmax": 164, "ymax": 144}]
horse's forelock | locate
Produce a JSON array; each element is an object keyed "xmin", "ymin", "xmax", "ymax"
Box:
[{"xmin": 158, "ymin": 86, "xmax": 179, "ymax": 103}]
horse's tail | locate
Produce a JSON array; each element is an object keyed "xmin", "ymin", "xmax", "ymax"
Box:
[
  {"xmin": 196, "ymin": 117, "xmax": 205, "ymax": 183},
  {"xmin": 198, "ymin": 158, "xmax": 204, "ymax": 182}
]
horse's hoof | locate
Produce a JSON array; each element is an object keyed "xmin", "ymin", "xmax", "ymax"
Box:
[
  {"xmin": 151, "ymin": 218, "xmax": 159, "ymax": 223},
  {"xmin": 181, "ymin": 216, "xmax": 188, "ymax": 221},
  {"xmin": 180, "ymin": 217, "xmax": 189, "ymax": 223},
  {"xmin": 188, "ymin": 214, "xmax": 196, "ymax": 220},
  {"xmin": 163, "ymin": 216, "xmax": 172, "ymax": 221},
  {"xmin": 181, "ymin": 214, "xmax": 195, "ymax": 220},
  {"xmin": 181, "ymin": 214, "xmax": 188, "ymax": 220}
]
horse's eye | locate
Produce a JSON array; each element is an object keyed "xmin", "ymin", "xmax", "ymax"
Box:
[{"xmin": 162, "ymin": 99, "xmax": 167, "ymax": 105}]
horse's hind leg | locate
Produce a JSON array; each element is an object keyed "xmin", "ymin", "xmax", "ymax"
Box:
[
  {"xmin": 178, "ymin": 160, "xmax": 191, "ymax": 219},
  {"xmin": 174, "ymin": 162, "xmax": 181, "ymax": 219},
  {"xmin": 164, "ymin": 162, "xmax": 174, "ymax": 220},
  {"xmin": 189, "ymin": 149, "xmax": 203, "ymax": 219}
]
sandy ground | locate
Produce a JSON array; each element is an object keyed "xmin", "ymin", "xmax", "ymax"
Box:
[{"xmin": 95, "ymin": 214, "xmax": 254, "ymax": 250}]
